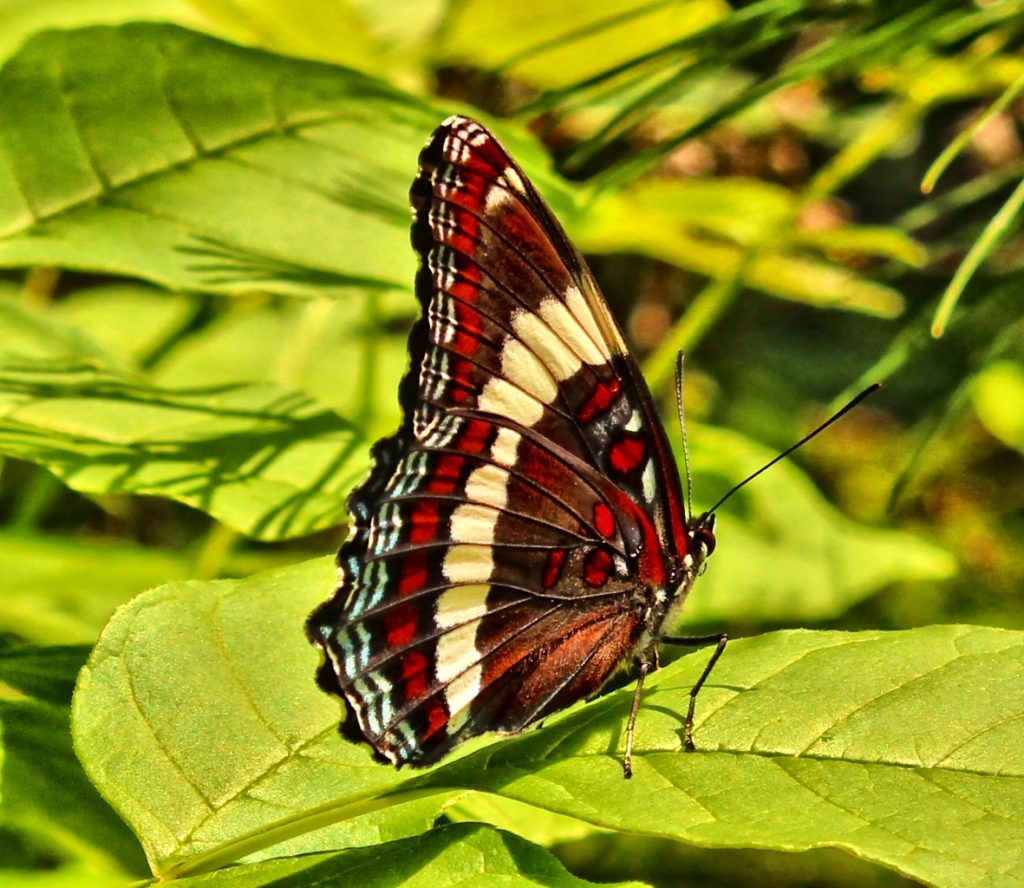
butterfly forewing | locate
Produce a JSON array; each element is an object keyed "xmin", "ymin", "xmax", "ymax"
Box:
[{"xmin": 308, "ymin": 116, "xmax": 699, "ymax": 767}]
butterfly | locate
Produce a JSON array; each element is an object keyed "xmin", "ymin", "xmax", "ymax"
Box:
[{"xmin": 307, "ymin": 115, "xmax": 727, "ymax": 778}]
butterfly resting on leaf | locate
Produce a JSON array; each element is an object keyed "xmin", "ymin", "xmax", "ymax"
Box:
[{"xmin": 306, "ymin": 116, "xmax": 870, "ymax": 778}]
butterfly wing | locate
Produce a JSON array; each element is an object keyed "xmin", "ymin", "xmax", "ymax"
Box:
[{"xmin": 308, "ymin": 116, "xmax": 698, "ymax": 766}]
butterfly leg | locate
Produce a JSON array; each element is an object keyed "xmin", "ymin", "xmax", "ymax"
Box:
[
  {"xmin": 622, "ymin": 651, "xmax": 651, "ymax": 779},
  {"xmin": 657, "ymin": 633, "xmax": 728, "ymax": 750}
]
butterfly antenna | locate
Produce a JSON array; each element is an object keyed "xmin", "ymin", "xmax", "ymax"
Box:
[
  {"xmin": 675, "ymin": 353, "xmax": 695, "ymax": 520},
  {"xmin": 703, "ymin": 383, "xmax": 882, "ymax": 517}
]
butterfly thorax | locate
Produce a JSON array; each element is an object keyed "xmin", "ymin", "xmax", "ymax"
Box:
[{"xmin": 633, "ymin": 512, "xmax": 716, "ymax": 652}]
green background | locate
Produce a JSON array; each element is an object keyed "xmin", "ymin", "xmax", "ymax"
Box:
[{"xmin": 0, "ymin": 2, "xmax": 1022, "ymax": 886}]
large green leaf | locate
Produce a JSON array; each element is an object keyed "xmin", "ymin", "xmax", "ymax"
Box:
[
  {"xmin": 0, "ymin": 24, "xmax": 433, "ymax": 296},
  {"xmin": 73, "ymin": 557, "xmax": 1023, "ymax": 886},
  {"xmin": 424, "ymin": 625, "xmax": 1024, "ymax": 888},
  {"xmin": 0, "ymin": 361, "xmax": 362, "ymax": 540}
]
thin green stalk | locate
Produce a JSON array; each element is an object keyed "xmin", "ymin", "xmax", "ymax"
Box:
[
  {"xmin": 921, "ymin": 71, "xmax": 1024, "ymax": 194},
  {"xmin": 931, "ymin": 174, "xmax": 1024, "ymax": 338}
]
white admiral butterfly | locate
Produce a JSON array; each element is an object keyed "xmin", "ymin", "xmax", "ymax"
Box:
[{"xmin": 307, "ymin": 115, "xmax": 731, "ymax": 778}]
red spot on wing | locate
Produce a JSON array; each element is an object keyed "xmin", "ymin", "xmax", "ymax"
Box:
[
  {"xmin": 422, "ymin": 697, "xmax": 449, "ymax": 739},
  {"xmin": 399, "ymin": 498, "xmax": 442, "ymax": 599},
  {"xmin": 543, "ymin": 547, "xmax": 567, "ymax": 589},
  {"xmin": 398, "ymin": 552, "xmax": 429, "ymax": 597},
  {"xmin": 459, "ymin": 419, "xmax": 492, "ymax": 454},
  {"xmin": 577, "ymin": 379, "xmax": 622, "ymax": 423},
  {"xmin": 430, "ymin": 453, "xmax": 465, "ymax": 495},
  {"xmin": 444, "ymin": 203, "xmax": 482, "ymax": 257},
  {"xmin": 584, "ymin": 548, "xmax": 613, "ymax": 587},
  {"xmin": 408, "ymin": 500, "xmax": 441, "ymax": 543},
  {"xmin": 385, "ymin": 602, "xmax": 418, "ymax": 647},
  {"xmin": 599, "ymin": 481, "xmax": 669, "ymax": 587},
  {"xmin": 402, "ymin": 650, "xmax": 429, "ymax": 700},
  {"xmin": 450, "ymin": 358, "xmax": 474, "ymax": 403},
  {"xmin": 593, "ymin": 502, "xmax": 615, "ymax": 539},
  {"xmin": 453, "ymin": 300, "xmax": 482, "ymax": 356},
  {"xmin": 609, "ymin": 433, "xmax": 646, "ymax": 477}
]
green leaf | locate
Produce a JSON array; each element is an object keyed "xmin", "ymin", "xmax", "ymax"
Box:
[
  {"xmin": 0, "ymin": 23, "xmax": 437, "ymax": 297},
  {"xmin": 424, "ymin": 625, "xmax": 1024, "ymax": 888},
  {"xmin": 171, "ymin": 822, "xmax": 641, "ymax": 887},
  {"xmin": 445, "ymin": 792, "xmax": 609, "ymax": 847},
  {"xmin": 0, "ymin": 361, "xmax": 362, "ymax": 541},
  {"xmin": 0, "ymin": 698, "xmax": 147, "ymax": 880},
  {"xmin": 683, "ymin": 425, "xmax": 956, "ymax": 624},
  {"xmin": 74, "ymin": 555, "xmax": 1020, "ymax": 886},
  {"xmin": 72, "ymin": 558, "xmax": 451, "ymax": 876},
  {"xmin": 0, "ymin": 644, "xmax": 89, "ymax": 705}
]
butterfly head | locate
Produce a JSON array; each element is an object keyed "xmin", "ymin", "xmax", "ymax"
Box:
[{"xmin": 686, "ymin": 512, "xmax": 717, "ymax": 576}]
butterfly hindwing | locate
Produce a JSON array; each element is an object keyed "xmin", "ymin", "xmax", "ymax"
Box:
[{"xmin": 308, "ymin": 116, "xmax": 699, "ymax": 767}]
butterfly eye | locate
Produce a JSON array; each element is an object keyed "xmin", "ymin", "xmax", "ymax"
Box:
[{"xmin": 695, "ymin": 527, "xmax": 717, "ymax": 557}]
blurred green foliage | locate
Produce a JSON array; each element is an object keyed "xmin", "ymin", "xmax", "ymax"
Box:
[{"xmin": 0, "ymin": 1, "xmax": 1022, "ymax": 886}]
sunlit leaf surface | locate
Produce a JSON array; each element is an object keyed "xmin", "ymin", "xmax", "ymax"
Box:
[{"xmin": 74, "ymin": 558, "xmax": 1023, "ymax": 886}]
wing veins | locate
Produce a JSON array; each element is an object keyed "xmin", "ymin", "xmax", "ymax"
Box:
[
  {"xmin": 437, "ymin": 265, "xmax": 607, "ymax": 390},
  {"xmin": 431, "ymin": 130, "xmax": 593, "ymax": 302},
  {"xmin": 342, "ymin": 576, "xmax": 635, "ymax": 628},
  {"xmin": 413, "ymin": 439, "xmax": 602, "ymax": 534},
  {"xmin": 380, "ymin": 491, "xmax": 593, "ymax": 545},
  {"xmin": 373, "ymin": 598, "xmax": 569, "ymax": 736},
  {"xmin": 495, "ymin": 612, "xmax": 628, "ymax": 730}
]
